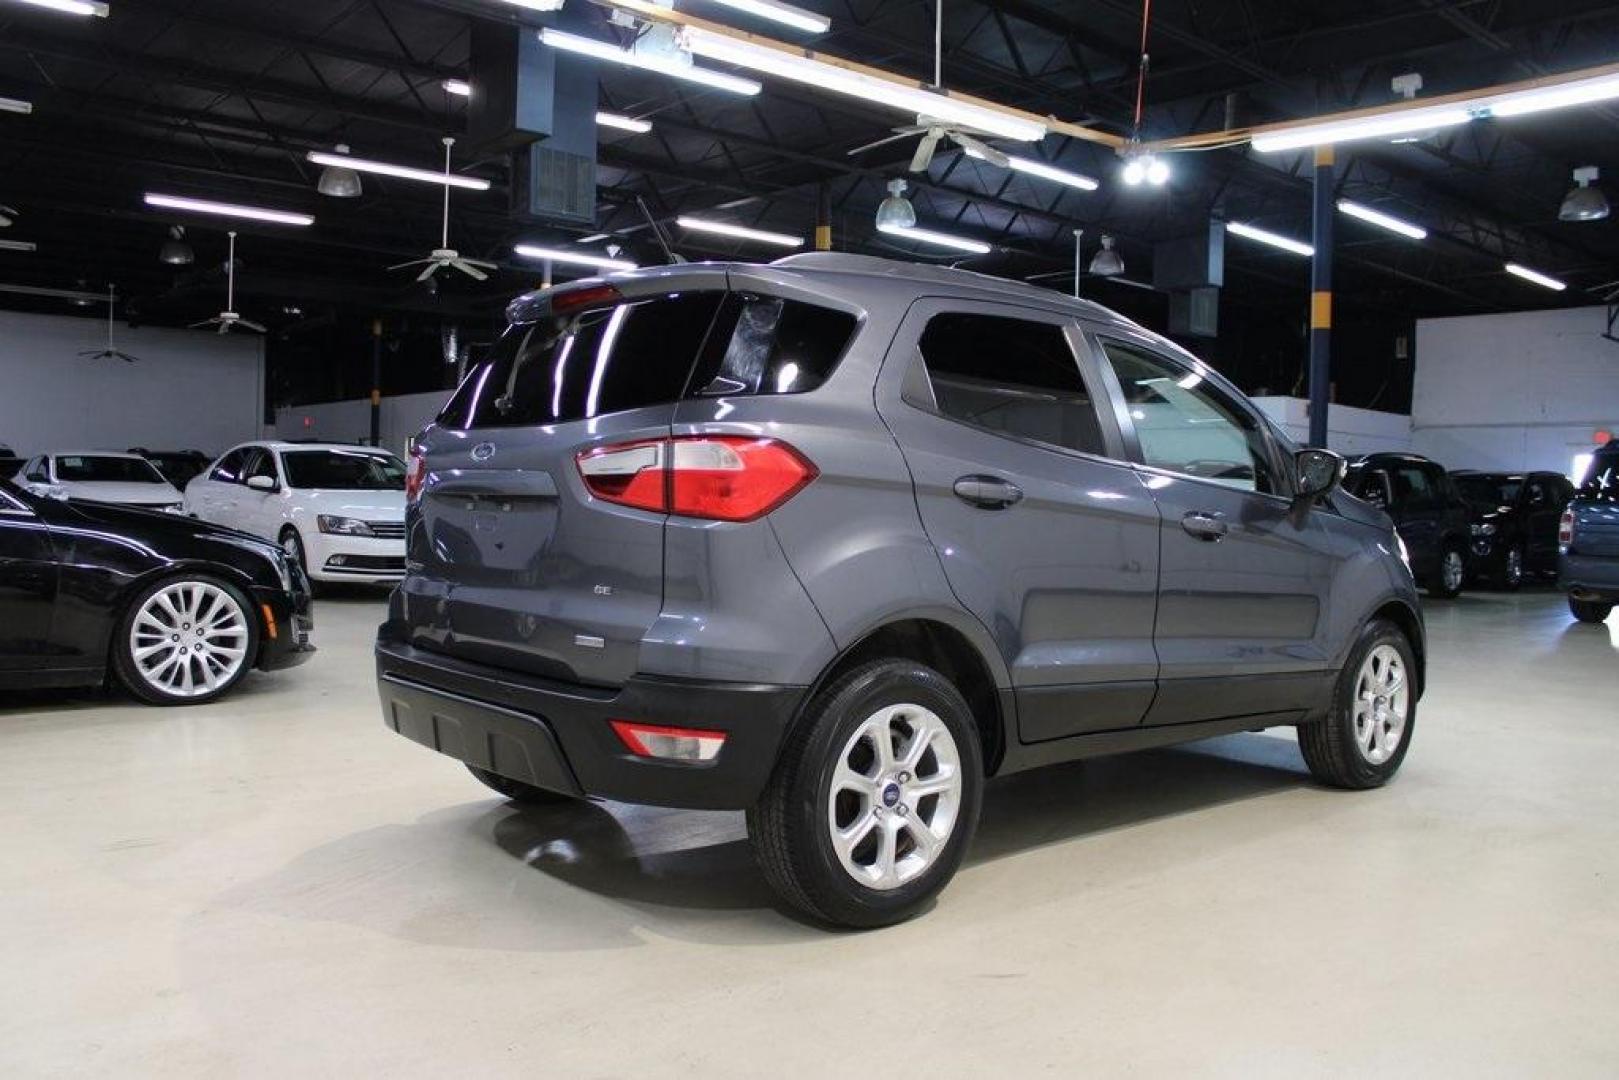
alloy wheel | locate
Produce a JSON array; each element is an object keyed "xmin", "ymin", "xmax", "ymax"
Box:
[
  {"xmin": 130, "ymin": 581, "xmax": 250, "ymax": 699},
  {"xmin": 1352, "ymin": 644, "xmax": 1409, "ymax": 766},
  {"xmin": 827, "ymin": 703, "xmax": 963, "ymax": 890}
]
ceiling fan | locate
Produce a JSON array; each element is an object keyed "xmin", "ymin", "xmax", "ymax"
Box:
[
  {"xmin": 191, "ymin": 231, "xmax": 266, "ymax": 334},
  {"xmin": 388, "ymin": 136, "xmax": 497, "ymax": 283},
  {"xmin": 79, "ymin": 286, "xmax": 144, "ymax": 364},
  {"xmin": 847, "ymin": 117, "xmax": 1010, "ymax": 174}
]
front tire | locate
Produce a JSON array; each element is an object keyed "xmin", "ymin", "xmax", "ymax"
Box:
[
  {"xmin": 1298, "ymin": 619, "xmax": 1416, "ymax": 790},
  {"xmin": 279, "ymin": 527, "xmax": 321, "ymax": 598},
  {"xmin": 748, "ymin": 659, "xmax": 984, "ymax": 929},
  {"xmin": 113, "ymin": 575, "xmax": 259, "ymax": 706},
  {"xmin": 1428, "ymin": 545, "xmax": 1466, "ymax": 599},
  {"xmin": 1569, "ymin": 596, "xmax": 1614, "ymax": 624},
  {"xmin": 466, "ymin": 765, "xmax": 577, "ymax": 806}
]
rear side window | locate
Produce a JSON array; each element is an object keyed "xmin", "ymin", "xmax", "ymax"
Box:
[
  {"xmin": 688, "ymin": 296, "xmax": 858, "ymax": 397},
  {"xmin": 437, "ymin": 291, "xmax": 859, "ymax": 430},
  {"xmin": 1582, "ymin": 450, "xmax": 1619, "ymax": 499},
  {"xmin": 915, "ymin": 312, "xmax": 1104, "ymax": 456}
]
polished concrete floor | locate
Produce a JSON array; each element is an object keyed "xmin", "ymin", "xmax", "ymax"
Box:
[{"xmin": 2, "ymin": 588, "xmax": 1616, "ymax": 1077}]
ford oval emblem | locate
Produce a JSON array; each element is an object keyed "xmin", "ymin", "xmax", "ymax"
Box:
[{"xmin": 471, "ymin": 442, "xmax": 497, "ymax": 463}]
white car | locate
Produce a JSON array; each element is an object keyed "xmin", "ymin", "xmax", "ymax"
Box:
[
  {"xmin": 185, "ymin": 441, "xmax": 406, "ymax": 586},
  {"xmin": 15, "ymin": 451, "xmax": 185, "ymax": 510}
]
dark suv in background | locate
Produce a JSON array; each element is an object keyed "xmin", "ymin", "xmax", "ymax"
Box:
[
  {"xmin": 1451, "ymin": 470, "xmax": 1574, "ymax": 589},
  {"xmin": 376, "ymin": 254, "xmax": 1425, "ymax": 928},
  {"xmin": 1344, "ymin": 452, "xmax": 1472, "ymax": 598},
  {"xmin": 1561, "ymin": 440, "xmax": 1619, "ymax": 624}
]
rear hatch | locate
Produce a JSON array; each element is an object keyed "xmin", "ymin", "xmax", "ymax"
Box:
[{"xmin": 401, "ymin": 273, "xmax": 732, "ymax": 686}]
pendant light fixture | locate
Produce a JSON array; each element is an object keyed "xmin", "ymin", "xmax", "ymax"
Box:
[
  {"xmin": 1089, "ymin": 235, "xmax": 1125, "ymax": 276},
  {"xmin": 316, "ymin": 144, "xmax": 364, "ymax": 199},
  {"xmin": 158, "ymin": 225, "xmax": 195, "ymax": 265},
  {"xmin": 1559, "ymin": 167, "xmax": 1610, "ymax": 223}
]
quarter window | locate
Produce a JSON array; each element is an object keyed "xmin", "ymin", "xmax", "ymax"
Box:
[
  {"xmin": 1100, "ymin": 341, "xmax": 1280, "ymax": 494},
  {"xmin": 914, "ymin": 312, "xmax": 1105, "ymax": 456}
]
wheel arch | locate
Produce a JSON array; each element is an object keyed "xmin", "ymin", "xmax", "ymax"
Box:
[
  {"xmin": 804, "ymin": 612, "xmax": 1012, "ymax": 775},
  {"xmin": 1368, "ymin": 597, "xmax": 1425, "ymax": 698},
  {"xmin": 108, "ymin": 561, "xmax": 269, "ymax": 672}
]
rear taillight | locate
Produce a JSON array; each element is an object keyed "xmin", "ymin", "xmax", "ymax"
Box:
[
  {"xmin": 610, "ymin": 720, "xmax": 727, "ymax": 762},
  {"xmin": 1559, "ymin": 507, "xmax": 1575, "ymax": 549},
  {"xmin": 404, "ymin": 447, "xmax": 425, "ymax": 505},
  {"xmin": 576, "ymin": 436, "xmax": 816, "ymax": 522}
]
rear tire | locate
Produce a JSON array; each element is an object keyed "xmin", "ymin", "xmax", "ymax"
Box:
[
  {"xmin": 1427, "ymin": 545, "xmax": 1466, "ymax": 599},
  {"xmin": 1298, "ymin": 619, "xmax": 1416, "ymax": 790},
  {"xmin": 1569, "ymin": 596, "xmax": 1614, "ymax": 624},
  {"xmin": 748, "ymin": 659, "xmax": 983, "ymax": 929},
  {"xmin": 466, "ymin": 765, "xmax": 576, "ymax": 805}
]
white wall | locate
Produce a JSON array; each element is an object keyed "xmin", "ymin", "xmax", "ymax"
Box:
[
  {"xmin": 1410, "ymin": 305, "xmax": 1619, "ymax": 475},
  {"xmin": 0, "ymin": 310, "xmax": 265, "ymax": 456},
  {"xmin": 1252, "ymin": 396, "xmax": 1413, "ymax": 456},
  {"xmin": 274, "ymin": 389, "xmax": 449, "ymax": 456}
]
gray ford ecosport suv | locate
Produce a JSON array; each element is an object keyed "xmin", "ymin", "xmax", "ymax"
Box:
[{"xmin": 377, "ymin": 253, "xmax": 1424, "ymax": 928}]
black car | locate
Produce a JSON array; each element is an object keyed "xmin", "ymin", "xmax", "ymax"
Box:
[
  {"xmin": 128, "ymin": 448, "xmax": 213, "ymax": 489},
  {"xmin": 0, "ymin": 479, "xmax": 314, "ymax": 705},
  {"xmin": 1451, "ymin": 470, "xmax": 1575, "ymax": 589},
  {"xmin": 0, "ymin": 449, "xmax": 20, "ymax": 481},
  {"xmin": 1345, "ymin": 452, "xmax": 1473, "ymax": 598}
]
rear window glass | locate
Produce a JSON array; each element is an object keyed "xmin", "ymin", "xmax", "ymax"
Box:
[
  {"xmin": 55, "ymin": 456, "xmax": 168, "ymax": 484},
  {"xmin": 1581, "ymin": 450, "xmax": 1619, "ymax": 498},
  {"xmin": 437, "ymin": 291, "xmax": 859, "ymax": 430},
  {"xmin": 439, "ymin": 293, "xmax": 726, "ymax": 429}
]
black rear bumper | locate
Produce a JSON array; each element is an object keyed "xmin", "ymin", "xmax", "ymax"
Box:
[{"xmin": 375, "ymin": 633, "xmax": 805, "ymax": 810}]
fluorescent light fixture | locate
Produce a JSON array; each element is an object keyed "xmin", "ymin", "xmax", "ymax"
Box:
[
  {"xmin": 441, "ymin": 78, "xmax": 472, "ymax": 97},
  {"xmin": 1225, "ymin": 220, "xmax": 1314, "ymax": 257},
  {"xmin": 144, "ymin": 193, "xmax": 314, "ymax": 227},
  {"xmin": 596, "ymin": 111, "xmax": 652, "ymax": 134},
  {"xmin": 539, "ymin": 28, "xmax": 762, "ymax": 96},
  {"xmin": 1504, "ymin": 262, "xmax": 1566, "ymax": 291},
  {"xmin": 11, "ymin": 0, "xmax": 108, "ymax": 15},
  {"xmin": 0, "ymin": 96, "xmax": 33, "ymax": 115},
  {"xmin": 677, "ymin": 216, "xmax": 804, "ymax": 247},
  {"xmin": 514, "ymin": 244, "xmax": 638, "ymax": 271},
  {"xmin": 876, "ymin": 222, "xmax": 991, "ymax": 255},
  {"xmin": 1490, "ymin": 72, "xmax": 1619, "ymax": 117},
  {"xmin": 684, "ymin": 27, "xmax": 1046, "ymax": 142},
  {"xmin": 708, "ymin": 0, "xmax": 830, "ymax": 34},
  {"xmin": 305, "ymin": 150, "xmax": 490, "ymax": 191},
  {"xmin": 1337, "ymin": 199, "xmax": 1428, "ymax": 240},
  {"xmin": 963, "ymin": 144, "xmax": 1098, "ymax": 191},
  {"xmin": 497, "ymin": 0, "xmax": 565, "ymax": 9},
  {"xmin": 1252, "ymin": 106, "xmax": 1471, "ymax": 153},
  {"xmin": 0, "ymin": 239, "xmax": 37, "ymax": 252}
]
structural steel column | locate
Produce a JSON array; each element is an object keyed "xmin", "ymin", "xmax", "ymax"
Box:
[
  {"xmin": 369, "ymin": 318, "xmax": 383, "ymax": 448},
  {"xmin": 1308, "ymin": 146, "xmax": 1334, "ymax": 448}
]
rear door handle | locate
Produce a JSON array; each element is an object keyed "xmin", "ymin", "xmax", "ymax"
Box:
[
  {"xmin": 1181, "ymin": 511, "xmax": 1229, "ymax": 541},
  {"xmin": 953, "ymin": 475, "xmax": 1024, "ymax": 510}
]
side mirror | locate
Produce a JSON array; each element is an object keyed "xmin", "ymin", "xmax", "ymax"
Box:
[
  {"xmin": 246, "ymin": 475, "xmax": 278, "ymax": 493},
  {"xmin": 1295, "ymin": 448, "xmax": 1345, "ymax": 500}
]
